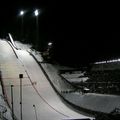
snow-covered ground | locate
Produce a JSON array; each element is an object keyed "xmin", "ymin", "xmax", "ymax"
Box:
[
  {"xmin": 0, "ymin": 39, "xmax": 94, "ymax": 120},
  {"xmin": 15, "ymin": 40, "xmax": 120, "ymax": 113},
  {"xmin": 14, "ymin": 40, "xmax": 120, "ymax": 114},
  {"xmin": 61, "ymin": 72, "xmax": 89, "ymax": 83},
  {"xmin": 63, "ymin": 93, "xmax": 120, "ymax": 113},
  {"xmin": 34, "ymin": 55, "xmax": 120, "ymax": 114},
  {"xmin": 0, "ymin": 84, "xmax": 13, "ymax": 120},
  {"xmin": 3, "ymin": 38, "xmax": 120, "ymax": 119}
]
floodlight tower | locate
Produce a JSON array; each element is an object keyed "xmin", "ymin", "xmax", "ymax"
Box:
[
  {"xmin": 34, "ymin": 9, "xmax": 40, "ymax": 49},
  {"xmin": 19, "ymin": 10, "xmax": 25, "ymax": 40}
]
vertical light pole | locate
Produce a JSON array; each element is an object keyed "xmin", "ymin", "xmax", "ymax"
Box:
[
  {"xmin": 48, "ymin": 42, "xmax": 53, "ymax": 49},
  {"xmin": 33, "ymin": 105, "xmax": 38, "ymax": 120},
  {"xmin": 19, "ymin": 74, "xmax": 23, "ymax": 120},
  {"xmin": 20, "ymin": 10, "xmax": 25, "ymax": 41},
  {"xmin": 47, "ymin": 42, "xmax": 53, "ymax": 58},
  {"xmin": 34, "ymin": 9, "xmax": 39, "ymax": 49},
  {"xmin": 11, "ymin": 85, "xmax": 14, "ymax": 120},
  {"xmin": 48, "ymin": 42, "xmax": 52, "ymax": 46}
]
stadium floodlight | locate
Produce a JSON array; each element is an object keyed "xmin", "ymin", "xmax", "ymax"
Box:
[
  {"xmin": 34, "ymin": 9, "xmax": 39, "ymax": 16},
  {"xmin": 20, "ymin": 10, "xmax": 25, "ymax": 16},
  {"xmin": 19, "ymin": 10, "xmax": 25, "ymax": 40},
  {"xmin": 48, "ymin": 42, "xmax": 53, "ymax": 46},
  {"xmin": 34, "ymin": 9, "xmax": 40, "ymax": 49}
]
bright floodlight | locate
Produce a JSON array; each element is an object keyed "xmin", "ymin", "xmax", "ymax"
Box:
[
  {"xmin": 48, "ymin": 42, "xmax": 52, "ymax": 46},
  {"xmin": 34, "ymin": 9, "xmax": 39, "ymax": 16},
  {"xmin": 20, "ymin": 10, "xmax": 24, "ymax": 16}
]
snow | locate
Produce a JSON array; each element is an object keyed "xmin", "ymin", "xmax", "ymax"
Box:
[
  {"xmin": 61, "ymin": 75, "xmax": 88, "ymax": 83},
  {"xmin": 40, "ymin": 63, "xmax": 76, "ymax": 92},
  {"xmin": 0, "ymin": 39, "xmax": 93, "ymax": 120},
  {"xmin": 0, "ymin": 81, "xmax": 13, "ymax": 120},
  {"xmin": 14, "ymin": 41, "xmax": 32, "ymax": 50},
  {"xmin": 4, "ymin": 38, "xmax": 120, "ymax": 119},
  {"xmin": 60, "ymin": 71, "xmax": 89, "ymax": 83},
  {"xmin": 14, "ymin": 40, "xmax": 120, "ymax": 114},
  {"xmin": 15, "ymin": 41, "xmax": 120, "ymax": 115},
  {"xmin": 63, "ymin": 93, "xmax": 120, "ymax": 113},
  {"xmin": 61, "ymin": 73, "xmax": 83, "ymax": 79}
]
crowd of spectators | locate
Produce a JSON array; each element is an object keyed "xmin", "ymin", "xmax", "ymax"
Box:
[{"xmin": 81, "ymin": 69, "xmax": 120, "ymax": 95}]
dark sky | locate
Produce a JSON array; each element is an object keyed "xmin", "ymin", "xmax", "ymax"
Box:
[
  {"xmin": 0, "ymin": 1, "xmax": 118, "ymax": 66},
  {"xmin": 0, "ymin": 0, "xmax": 50, "ymax": 33}
]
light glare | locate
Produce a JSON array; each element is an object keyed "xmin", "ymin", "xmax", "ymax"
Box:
[
  {"xmin": 20, "ymin": 11, "xmax": 24, "ymax": 16},
  {"xmin": 95, "ymin": 58, "xmax": 120, "ymax": 64},
  {"xmin": 48, "ymin": 42, "xmax": 52, "ymax": 46},
  {"xmin": 34, "ymin": 9, "xmax": 39, "ymax": 16}
]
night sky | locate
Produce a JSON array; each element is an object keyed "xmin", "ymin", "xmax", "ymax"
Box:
[{"xmin": 0, "ymin": 1, "xmax": 118, "ymax": 67}]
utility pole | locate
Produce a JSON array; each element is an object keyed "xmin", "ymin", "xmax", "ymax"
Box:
[
  {"xmin": 19, "ymin": 74, "xmax": 23, "ymax": 120},
  {"xmin": 33, "ymin": 104, "xmax": 38, "ymax": 120},
  {"xmin": 20, "ymin": 10, "xmax": 25, "ymax": 41},
  {"xmin": 34, "ymin": 9, "xmax": 39, "ymax": 50},
  {"xmin": 11, "ymin": 85, "xmax": 14, "ymax": 120}
]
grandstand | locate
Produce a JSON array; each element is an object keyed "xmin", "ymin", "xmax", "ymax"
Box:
[
  {"xmin": 84, "ymin": 59, "xmax": 120, "ymax": 95},
  {"xmin": 60, "ymin": 59, "xmax": 120, "ymax": 95}
]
